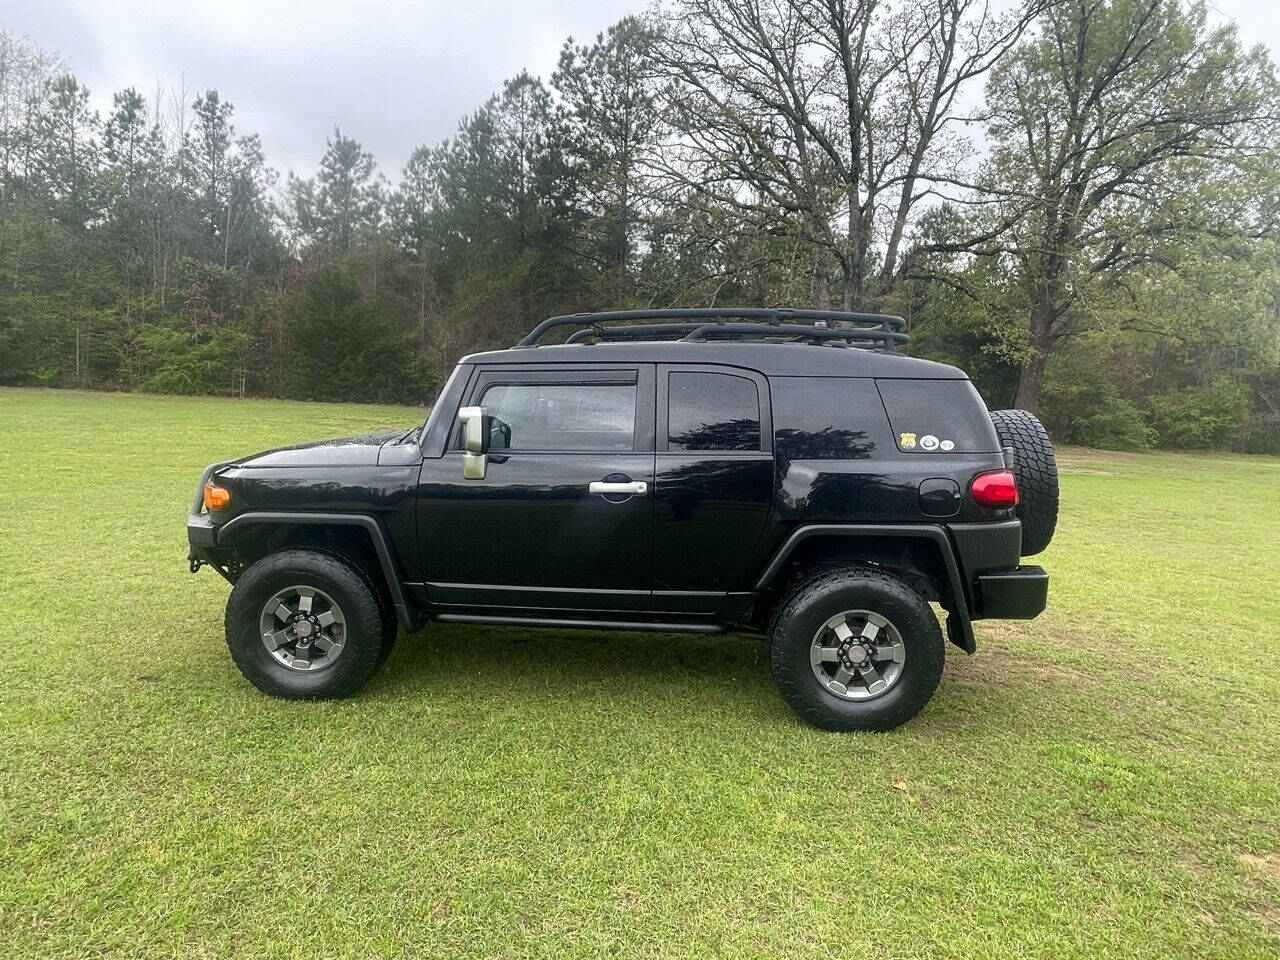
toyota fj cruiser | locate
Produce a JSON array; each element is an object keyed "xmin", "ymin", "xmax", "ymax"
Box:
[{"xmin": 187, "ymin": 308, "xmax": 1057, "ymax": 731}]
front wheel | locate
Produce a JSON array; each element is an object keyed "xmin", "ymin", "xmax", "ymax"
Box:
[
  {"xmin": 225, "ymin": 549, "xmax": 389, "ymax": 699},
  {"xmin": 768, "ymin": 565, "xmax": 944, "ymax": 732}
]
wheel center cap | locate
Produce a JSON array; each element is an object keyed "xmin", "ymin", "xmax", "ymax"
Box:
[
  {"xmin": 848, "ymin": 646, "xmax": 868, "ymax": 664},
  {"xmin": 293, "ymin": 620, "xmax": 314, "ymax": 639}
]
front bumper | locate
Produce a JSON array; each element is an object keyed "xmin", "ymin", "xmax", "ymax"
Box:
[
  {"xmin": 187, "ymin": 511, "xmax": 235, "ymax": 572},
  {"xmin": 974, "ymin": 565, "xmax": 1048, "ymax": 619},
  {"xmin": 187, "ymin": 461, "xmax": 234, "ymax": 573},
  {"xmin": 188, "ymin": 511, "xmax": 217, "ymax": 549}
]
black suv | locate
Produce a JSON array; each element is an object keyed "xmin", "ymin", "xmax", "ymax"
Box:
[{"xmin": 187, "ymin": 309, "xmax": 1057, "ymax": 731}]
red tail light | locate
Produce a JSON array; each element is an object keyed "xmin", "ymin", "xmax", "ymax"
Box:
[{"xmin": 971, "ymin": 470, "xmax": 1019, "ymax": 508}]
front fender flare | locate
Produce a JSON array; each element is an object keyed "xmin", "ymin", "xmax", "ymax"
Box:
[{"xmin": 215, "ymin": 511, "xmax": 421, "ymax": 632}]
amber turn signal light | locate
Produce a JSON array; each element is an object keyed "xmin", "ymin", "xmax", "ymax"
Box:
[{"xmin": 203, "ymin": 481, "xmax": 232, "ymax": 511}]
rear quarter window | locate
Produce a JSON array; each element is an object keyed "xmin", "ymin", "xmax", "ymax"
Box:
[
  {"xmin": 875, "ymin": 379, "xmax": 1000, "ymax": 453},
  {"xmin": 771, "ymin": 378, "xmax": 894, "ymax": 459}
]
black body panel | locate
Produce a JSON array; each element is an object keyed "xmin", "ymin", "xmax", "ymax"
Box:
[
  {"xmin": 187, "ymin": 331, "xmax": 1047, "ymax": 650},
  {"xmin": 416, "ymin": 362, "xmax": 657, "ymax": 612},
  {"xmin": 417, "ymin": 452, "xmax": 656, "ymax": 610},
  {"xmin": 651, "ymin": 453, "xmax": 773, "ymax": 612},
  {"xmin": 650, "ymin": 363, "xmax": 774, "ymax": 613},
  {"xmin": 212, "ymin": 463, "xmax": 422, "ymax": 579},
  {"xmin": 229, "ymin": 432, "xmax": 401, "ymax": 468},
  {"xmin": 950, "ymin": 521, "xmax": 1023, "ymax": 577}
]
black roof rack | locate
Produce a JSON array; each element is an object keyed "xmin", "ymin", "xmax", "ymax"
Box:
[{"xmin": 515, "ymin": 308, "xmax": 908, "ymax": 352}]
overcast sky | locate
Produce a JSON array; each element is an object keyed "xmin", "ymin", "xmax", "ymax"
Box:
[{"xmin": 6, "ymin": 0, "xmax": 1277, "ymax": 182}]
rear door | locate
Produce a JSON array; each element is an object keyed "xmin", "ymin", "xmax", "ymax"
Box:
[
  {"xmin": 651, "ymin": 364, "xmax": 774, "ymax": 613},
  {"xmin": 417, "ymin": 364, "xmax": 656, "ymax": 612}
]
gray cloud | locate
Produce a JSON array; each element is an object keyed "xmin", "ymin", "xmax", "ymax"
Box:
[
  {"xmin": 8, "ymin": 0, "xmax": 1274, "ymax": 183},
  {"xmin": 9, "ymin": 0, "xmax": 644, "ymax": 178}
]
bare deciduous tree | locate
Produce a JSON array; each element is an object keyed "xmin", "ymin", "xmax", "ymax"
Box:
[
  {"xmin": 649, "ymin": 0, "xmax": 1042, "ymax": 310},
  {"xmin": 942, "ymin": 0, "xmax": 1280, "ymax": 410}
]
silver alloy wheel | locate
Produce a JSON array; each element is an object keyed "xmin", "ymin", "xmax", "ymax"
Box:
[
  {"xmin": 258, "ymin": 585, "xmax": 346, "ymax": 672},
  {"xmin": 809, "ymin": 609, "xmax": 907, "ymax": 701}
]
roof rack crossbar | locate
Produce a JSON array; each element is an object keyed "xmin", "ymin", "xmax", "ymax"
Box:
[
  {"xmin": 681, "ymin": 322, "xmax": 907, "ymax": 346},
  {"xmin": 564, "ymin": 322, "xmax": 706, "ymax": 343},
  {"xmin": 517, "ymin": 307, "xmax": 908, "ymax": 351},
  {"xmin": 565, "ymin": 322, "xmax": 890, "ymax": 348}
]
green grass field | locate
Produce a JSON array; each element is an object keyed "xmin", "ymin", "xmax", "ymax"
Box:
[{"xmin": 2, "ymin": 386, "xmax": 1279, "ymax": 959}]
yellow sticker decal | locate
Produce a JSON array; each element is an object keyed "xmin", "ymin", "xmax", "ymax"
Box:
[{"xmin": 899, "ymin": 432, "xmax": 917, "ymax": 449}]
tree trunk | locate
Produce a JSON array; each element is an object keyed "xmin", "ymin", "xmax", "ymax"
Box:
[
  {"xmin": 1014, "ymin": 349, "xmax": 1048, "ymax": 412},
  {"xmin": 814, "ymin": 263, "xmax": 832, "ymax": 309},
  {"xmin": 839, "ymin": 248, "xmax": 861, "ymax": 312},
  {"xmin": 844, "ymin": 200, "xmax": 865, "ymax": 311},
  {"xmin": 1014, "ymin": 298, "xmax": 1058, "ymax": 412}
]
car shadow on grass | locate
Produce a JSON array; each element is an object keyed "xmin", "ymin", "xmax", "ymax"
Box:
[
  {"xmin": 365, "ymin": 622, "xmax": 1097, "ymax": 738},
  {"xmin": 378, "ymin": 624, "xmax": 770, "ymax": 700}
]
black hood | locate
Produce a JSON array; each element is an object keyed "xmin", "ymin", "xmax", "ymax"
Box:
[{"xmin": 230, "ymin": 431, "xmax": 405, "ymax": 468}]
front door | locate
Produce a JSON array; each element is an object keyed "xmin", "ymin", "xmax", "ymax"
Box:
[{"xmin": 417, "ymin": 365, "xmax": 656, "ymax": 612}]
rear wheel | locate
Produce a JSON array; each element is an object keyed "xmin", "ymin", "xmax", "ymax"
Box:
[
  {"xmin": 768, "ymin": 565, "xmax": 944, "ymax": 732},
  {"xmin": 225, "ymin": 549, "xmax": 388, "ymax": 699}
]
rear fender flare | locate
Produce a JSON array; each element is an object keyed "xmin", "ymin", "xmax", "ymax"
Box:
[{"xmin": 754, "ymin": 523, "xmax": 975, "ymax": 653}]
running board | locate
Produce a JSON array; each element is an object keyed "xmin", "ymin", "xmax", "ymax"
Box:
[{"xmin": 434, "ymin": 613, "xmax": 725, "ymax": 634}]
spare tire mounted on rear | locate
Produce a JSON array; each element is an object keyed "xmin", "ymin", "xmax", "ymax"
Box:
[{"xmin": 989, "ymin": 409, "xmax": 1059, "ymax": 556}]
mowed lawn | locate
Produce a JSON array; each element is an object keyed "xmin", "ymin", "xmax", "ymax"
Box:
[{"xmin": 1, "ymin": 387, "xmax": 1279, "ymax": 960}]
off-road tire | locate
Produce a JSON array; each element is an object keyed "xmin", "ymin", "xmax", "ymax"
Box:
[
  {"xmin": 288, "ymin": 544, "xmax": 398, "ymax": 664},
  {"xmin": 990, "ymin": 409, "xmax": 1058, "ymax": 556},
  {"xmin": 225, "ymin": 549, "xmax": 387, "ymax": 699},
  {"xmin": 768, "ymin": 565, "xmax": 944, "ymax": 732},
  {"xmin": 361, "ymin": 563, "xmax": 399, "ymax": 665}
]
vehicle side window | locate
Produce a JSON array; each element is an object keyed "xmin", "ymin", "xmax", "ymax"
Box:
[
  {"xmin": 478, "ymin": 382, "xmax": 637, "ymax": 451},
  {"xmin": 668, "ymin": 372, "xmax": 760, "ymax": 451},
  {"xmin": 771, "ymin": 377, "xmax": 891, "ymax": 460},
  {"xmin": 875, "ymin": 378, "xmax": 1001, "ymax": 452}
]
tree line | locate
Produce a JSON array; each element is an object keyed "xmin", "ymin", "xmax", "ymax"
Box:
[{"xmin": 2, "ymin": 0, "xmax": 1279, "ymax": 452}]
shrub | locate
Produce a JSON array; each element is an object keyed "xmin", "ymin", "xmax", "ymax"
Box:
[
  {"xmin": 283, "ymin": 268, "xmax": 423, "ymax": 404},
  {"xmin": 1067, "ymin": 396, "xmax": 1158, "ymax": 450},
  {"xmin": 1038, "ymin": 355, "xmax": 1157, "ymax": 451},
  {"xmin": 137, "ymin": 325, "xmax": 248, "ymax": 396},
  {"xmin": 1236, "ymin": 370, "xmax": 1280, "ymax": 454},
  {"xmin": 1147, "ymin": 380, "xmax": 1250, "ymax": 450}
]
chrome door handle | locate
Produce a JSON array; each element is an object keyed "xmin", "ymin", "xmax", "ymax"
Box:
[{"xmin": 589, "ymin": 481, "xmax": 648, "ymax": 496}]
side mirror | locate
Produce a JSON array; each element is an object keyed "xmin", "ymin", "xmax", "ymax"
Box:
[{"xmin": 457, "ymin": 406, "xmax": 489, "ymax": 479}]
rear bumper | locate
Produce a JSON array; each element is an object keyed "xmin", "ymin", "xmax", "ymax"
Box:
[{"xmin": 974, "ymin": 565, "xmax": 1048, "ymax": 619}]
